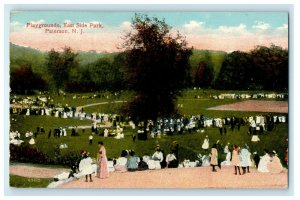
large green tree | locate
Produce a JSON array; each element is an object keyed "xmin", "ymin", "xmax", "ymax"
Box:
[
  {"xmin": 194, "ymin": 51, "xmax": 214, "ymax": 88},
  {"xmin": 123, "ymin": 14, "xmax": 192, "ymax": 125},
  {"xmin": 46, "ymin": 47, "xmax": 78, "ymax": 94},
  {"xmin": 250, "ymin": 45, "xmax": 288, "ymax": 90},
  {"xmin": 215, "ymin": 45, "xmax": 288, "ymax": 90},
  {"xmin": 10, "ymin": 65, "xmax": 47, "ymax": 94},
  {"xmin": 215, "ymin": 51, "xmax": 253, "ymax": 90}
]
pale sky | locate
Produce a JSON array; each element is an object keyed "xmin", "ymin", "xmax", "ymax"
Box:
[{"xmin": 10, "ymin": 11, "xmax": 288, "ymax": 52}]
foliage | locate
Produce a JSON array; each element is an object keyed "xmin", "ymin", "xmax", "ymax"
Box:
[
  {"xmin": 123, "ymin": 14, "xmax": 193, "ymax": 122},
  {"xmin": 193, "ymin": 50, "xmax": 215, "ymax": 88},
  {"xmin": 10, "ymin": 143, "xmax": 52, "ymax": 164},
  {"xmin": 10, "ymin": 43, "xmax": 47, "ymax": 75},
  {"xmin": 215, "ymin": 51, "xmax": 254, "ymax": 90},
  {"xmin": 250, "ymin": 45, "xmax": 288, "ymax": 90},
  {"xmin": 10, "ymin": 142, "xmax": 81, "ymax": 167},
  {"xmin": 46, "ymin": 47, "xmax": 79, "ymax": 94},
  {"xmin": 10, "ymin": 174, "xmax": 53, "ymax": 188},
  {"xmin": 10, "ymin": 65, "xmax": 47, "ymax": 94},
  {"xmin": 189, "ymin": 49, "xmax": 226, "ymax": 83},
  {"xmin": 215, "ymin": 45, "xmax": 288, "ymax": 90},
  {"xmin": 194, "ymin": 61, "xmax": 214, "ymax": 88}
]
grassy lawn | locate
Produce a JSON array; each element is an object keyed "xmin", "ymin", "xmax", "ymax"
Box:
[
  {"xmin": 10, "ymin": 115, "xmax": 92, "ymax": 133},
  {"xmin": 10, "ymin": 114, "xmax": 288, "ymax": 165},
  {"xmin": 9, "ymin": 174, "xmax": 53, "ymax": 188},
  {"xmin": 10, "ymin": 89, "xmax": 289, "ymax": 170}
]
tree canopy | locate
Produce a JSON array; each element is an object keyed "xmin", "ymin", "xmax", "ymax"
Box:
[
  {"xmin": 10, "ymin": 65, "xmax": 47, "ymax": 94},
  {"xmin": 123, "ymin": 14, "xmax": 193, "ymax": 122},
  {"xmin": 46, "ymin": 47, "xmax": 78, "ymax": 94},
  {"xmin": 215, "ymin": 45, "xmax": 288, "ymax": 90}
]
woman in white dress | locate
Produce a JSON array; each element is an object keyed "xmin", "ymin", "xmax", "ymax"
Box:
[
  {"xmin": 114, "ymin": 150, "xmax": 128, "ymax": 172},
  {"xmin": 202, "ymin": 135, "xmax": 209, "ymax": 153},
  {"xmin": 257, "ymin": 149, "xmax": 271, "ymax": 173},
  {"xmin": 239, "ymin": 145, "xmax": 250, "ymax": 174},
  {"xmin": 268, "ymin": 150, "xmax": 283, "ymax": 174},
  {"xmin": 79, "ymin": 152, "xmax": 94, "ymax": 182},
  {"xmin": 221, "ymin": 143, "xmax": 231, "ymax": 166}
]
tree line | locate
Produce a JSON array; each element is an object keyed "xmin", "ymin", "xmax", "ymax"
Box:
[{"xmin": 10, "ymin": 16, "xmax": 288, "ymax": 95}]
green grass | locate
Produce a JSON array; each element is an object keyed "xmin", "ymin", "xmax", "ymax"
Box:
[
  {"xmin": 10, "ymin": 115, "xmax": 92, "ymax": 133},
  {"xmin": 10, "ymin": 113, "xmax": 288, "ymax": 165},
  {"xmin": 10, "ymin": 89, "xmax": 289, "ymax": 169},
  {"xmin": 10, "ymin": 174, "xmax": 53, "ymax": 188},
  {"xmin": 80, "ymin": 88, "xmax": 287, "ymax": 117}
]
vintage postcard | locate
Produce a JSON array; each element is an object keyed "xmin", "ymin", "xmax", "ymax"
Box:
[{"xmin": 9, "ymin": 10, "xmax": 288, "ymax": 189}]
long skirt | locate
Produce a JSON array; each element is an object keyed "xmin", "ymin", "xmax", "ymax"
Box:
[{"xmin": 98, "ymin": 158, "xmax": 109, "ymax": 178}]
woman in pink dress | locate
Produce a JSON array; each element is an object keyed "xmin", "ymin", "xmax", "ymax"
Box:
[
  {"xmin": 231, "ymin": 145, "xmax": 241, "ymax": 175},
  {"xmin": 97, "ymin": 141, "xmax": 109, "ymax": 178}
]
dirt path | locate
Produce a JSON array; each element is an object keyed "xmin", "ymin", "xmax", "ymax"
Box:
[
  {"xmin": 59, "ymin": 166, "xmax": 288, "ymax": 189},
  {"xmin": 9, "ymin": 163, "xmax": 69, "ymax": 179},
  {"xmin": 9, "ymin": 163, "xmax": 288, "ymax": 188},
  {"xmin": 76, "ymin": 100, "xmax": 127, "ymax": 112}
]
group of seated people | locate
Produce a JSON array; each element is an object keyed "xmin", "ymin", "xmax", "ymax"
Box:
[
  {"xmin": 111, "ymin": 147, "xmax": 179, "ymax": 172},
  {"xmin": 257, "ymin": 149, "xmax": 284, "ymax": 174}
]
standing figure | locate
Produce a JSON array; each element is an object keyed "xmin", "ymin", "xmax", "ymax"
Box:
[
  {"xmin": 97, "ymin": 141, "xmax": 109, "ymax": 178},
  {"xmin": 202, "ymin": 135, "xmax": 209, "ymax": 153},
  {"xmin": 257, "ymin": 149, "xmax": 271, "ymax": 173},
  {"xmin": 89, "ymin": 134, "xmax": 93, "ymax": 145},
  {"xmin": 210, "ymin": 144, "xmax": 218, "ymax": 172},
  {"xmin": 239, "ymin": 144, "xmax": 250, "ymax": 174},
  {"xmin": 79, "ymin": 152, "xmax": 93, "ymax": 182},
  {"xmin": 232, "ymin": 145, "xmax": 241, "ymax": 175},
  {"xmin": 253, "ymin": 152, "xmax": 260, "ymax": 168}
]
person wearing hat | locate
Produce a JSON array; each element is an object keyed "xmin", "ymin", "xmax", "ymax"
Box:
[
  {"xmin": 79, "ymin": 151, "xmax": 94, "ymax": 182},
  {"xmin": 152, "ymin": 146, "xmax": 163, "ymax": 162},
  {"xmin": 152, "ymin": 146, "xmax": 164, "ymax": 169},
  {"xmin": 268, "ymin": 150, "xmax": 283, "ymax": 174}
]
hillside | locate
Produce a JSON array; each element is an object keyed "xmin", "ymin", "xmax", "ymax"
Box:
[
  {"xmin": 189, "ymin": 49, "xmax": 227, "ymax": 81},
  {"xmin": 9, "ymin": 43, "xmax": 226, "ymax": 81},
  {"xmin": 9, "ymin": 43, "xmax": 112, "ymax": 70}
]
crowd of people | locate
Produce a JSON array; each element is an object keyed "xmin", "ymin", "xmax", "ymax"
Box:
[
  {"xmin": 71, "ymin": 141, "xmax": 180, "ymax": 183},
  {"xmin": 10, "ymin": 94, "xmax": 288, "ymax": 184},
  {"xmin": 209, "ymin": 92, "xmax": 288, "ymax": 100},
  {"xmin": 67, "ymin": 139, "xmax": 285, "ymax": 184},
  {"xmin": 207, "ymin": 141, "xmax": 285, "ymax": 175}
]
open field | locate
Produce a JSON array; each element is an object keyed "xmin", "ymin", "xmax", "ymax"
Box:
[
  {"xmin": 11, "ymin": 90, "xmax": 288, "ymax": 166},
  {"xmin": 9, "ymin": 89, "xmax": 289, "ymax": 188},
  {"xmin": 207, "ymin": 100, "xmax": 288, "ymax": 113}
]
